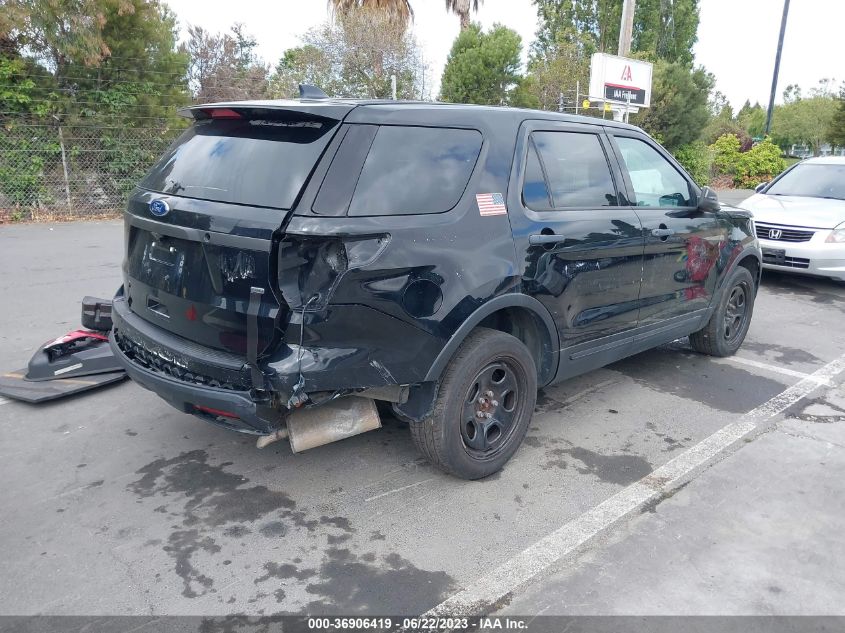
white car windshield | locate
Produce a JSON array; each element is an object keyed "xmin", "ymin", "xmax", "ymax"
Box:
[{"xmin": 766, "ymin": 163, "xmax": 845, "ymax": 200}]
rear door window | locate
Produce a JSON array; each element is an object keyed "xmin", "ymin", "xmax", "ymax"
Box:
[
  {"xmin": 140, "ymin": 116, "xmax": 338, "ymax": 209},
  {"xmin": 348, "ymin": 126, "xmax": 482, "ymax": 216},
  {"xmin": 528, "ymin": 131, "xmax": 619, "ymax": 209}
]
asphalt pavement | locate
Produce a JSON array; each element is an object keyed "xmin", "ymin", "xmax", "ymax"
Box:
[{"xmin": 0, "ymin": 218, "xmax": 843, "ymax": 617}]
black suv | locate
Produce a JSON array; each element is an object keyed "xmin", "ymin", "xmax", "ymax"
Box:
[{"xmin": 110, "ymin": 92, "xmax": 760, "ymax": 479}]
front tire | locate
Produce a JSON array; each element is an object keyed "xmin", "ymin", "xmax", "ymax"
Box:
[
  {"xmin": 689, "ymin": 266, "xmax": 756, "ymax": 357},
  {"xmin": 410, "ymin": 328, "xmax": 537, "ymax": 480}
]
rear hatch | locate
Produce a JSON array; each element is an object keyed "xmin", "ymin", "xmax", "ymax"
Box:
[{"xmin": 122, "ymin": 103, "xmax": 350, "ymax": 362}]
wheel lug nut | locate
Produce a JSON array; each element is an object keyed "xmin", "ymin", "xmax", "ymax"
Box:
[
  {"xmin": 484, "ymin": 412, "xmax": 492, "ymax": 419},
  {"xmin": 485, "ymin": 390, "xmax": 494, "ymax": 397},
  {"xmin": 476, "ymin": 411, "xmax": 484, "ymax": 418},
  {"xmin": 491, "ymin": 400, "xmax": 499, "ymax": 407},
  {"xmin": 477, "ymin": 397, "xmax": 486, "ymax": 404}
]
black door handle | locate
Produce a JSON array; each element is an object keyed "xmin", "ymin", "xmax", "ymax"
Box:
[
  {"xmin": 529, "ymin": 234, "xmax": 567, "ymax": 245},
  {"xmin": 651, "ymin": 228, "xmax": 675, "ymax": 238}
]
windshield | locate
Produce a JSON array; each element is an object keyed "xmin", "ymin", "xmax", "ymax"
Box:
[
  {"xmin": 140, "ymin": 116, "xmax": 337, "ymax": 209},
  {"xmin": 766, "ymin": 163, "xmax": 845, "ymax": 200}
]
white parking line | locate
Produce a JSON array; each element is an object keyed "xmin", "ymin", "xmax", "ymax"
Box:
[
  {"xmin": 425, "ymin": 352, "xmax": 845, "ymax": 617},
  {"xmin": 365, "ymin": 478, "xmax": 436, "ymax": 502},
  {"xmin": 718, "ymin": 355, "xmax": 832, "ymax": 384},
  {"xmin": 0, "ymin": 396, "xmax": 10, "ymax": 406}
]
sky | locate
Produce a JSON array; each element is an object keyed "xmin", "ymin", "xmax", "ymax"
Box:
[{"xmin": 164, "ymin": 0, "xmax": 844, "ymax": 109}]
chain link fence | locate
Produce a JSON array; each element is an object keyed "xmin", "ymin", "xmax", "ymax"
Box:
[{"xmin": 0, "ymin": 118, "xmax": 185, "ymax": 222}]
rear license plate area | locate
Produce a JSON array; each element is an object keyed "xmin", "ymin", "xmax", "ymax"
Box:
[{"xmin": 128, "ymin": 229, "xmax": 200, "ymax": 296}]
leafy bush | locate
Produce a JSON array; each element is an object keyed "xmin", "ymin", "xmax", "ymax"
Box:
[
  {"xmin": 708, "ymin": 134, "xmax": 786, "ymax": 189},
  {"xmin": 673, "ymin": 141, "xmax": 712, "ymax": 185},
  {"xmin": 701, "ymin": 118, "xmax": 752, "ymax": 149},
  {"xmin": 710, "ymin": 133, "xmax": 741, "ymax": 177},
  {"xmin": 734, "ymin": 138, "xmax": 786, "ymax": 189}
]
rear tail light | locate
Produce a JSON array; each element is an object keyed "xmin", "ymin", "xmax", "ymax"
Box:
[{"xmin": 277, "ymin": 236, "xmax": 389, "ymax": 310}]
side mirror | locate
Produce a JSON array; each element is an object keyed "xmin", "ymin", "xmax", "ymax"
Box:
[
  {"xmin": 754, "ymin": 182, "xmax": 768, "ymax": 193},
  {"xmin": 698, "ymin": 186, "xmax": 721, "ymax": 212}
]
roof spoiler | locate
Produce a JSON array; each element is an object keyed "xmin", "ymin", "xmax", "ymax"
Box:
[{"xmin": 177, "ymin": 99, "xmax": 353, "ymax": 123}]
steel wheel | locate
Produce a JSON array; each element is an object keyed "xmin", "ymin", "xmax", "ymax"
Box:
[
  {"xmin": 460, "ymin": 360, "xmax": 523, "ymax": 458},
  {"xmin": 723, "ymin": 284, "xmax": 748, "ymax": 343}
]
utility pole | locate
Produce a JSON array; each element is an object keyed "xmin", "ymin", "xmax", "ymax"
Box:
[
  {"xmin": 765, "ymin": 0, "xmax": 790, "ymax": 135},
  {"xmin": 618, "ymin": 0, "xmax": 636, "ymax": 57},
  {"xmin": 575, "ymin": 80, "xmax": 580, "ymax": 115}
]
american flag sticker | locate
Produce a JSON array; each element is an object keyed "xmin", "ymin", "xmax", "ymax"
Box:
[{"xmin": 476, "ymin": 192, "xmax": 507, "ymax": 216}]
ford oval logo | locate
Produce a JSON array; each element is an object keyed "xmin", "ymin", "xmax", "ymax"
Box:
[{"xmin": 149, "ymin": 199, "xmax": 170, "ymax": 217}]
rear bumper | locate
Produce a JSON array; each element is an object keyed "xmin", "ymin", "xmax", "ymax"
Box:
[
  {"xmin": 111, "ymin": 330, "xmax": 278, "ymax": 434},
  {"xmin": 759, "ymin": 237, "xmax": 845, "ymax": 281},
  {"xmin": 110, "ymin": 295, "xmax": 279, "ymax": 434}
]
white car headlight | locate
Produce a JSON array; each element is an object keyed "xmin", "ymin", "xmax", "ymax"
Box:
[{"xmin": 826, "ymin": 222, "xmax": 845, "ymax": 244}]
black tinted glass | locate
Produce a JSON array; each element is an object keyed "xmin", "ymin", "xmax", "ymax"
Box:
[
  {"xmin": 532, "ymin": 131, "xmax": 618, "ymax": 208},
  {"xmin": 522, "ymin": 143, "xmax": 552, "ymax": 211},
  {"xmin": 140, "ymin": 117, "xmax": 337, "ymax": 209},
  {"xmin": 313, "ymin": 124, "xmax": 378, "ymax": 215},
  {"xmin": 348, "ymin": 126, "xmax": 482, "ymax": 216}
]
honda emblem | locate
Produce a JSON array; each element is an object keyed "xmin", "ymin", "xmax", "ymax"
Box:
[{"xmin": 769, "ymin": 229, "xmax": 782, "ymax": 240}]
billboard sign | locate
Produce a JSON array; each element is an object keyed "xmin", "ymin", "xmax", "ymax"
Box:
[{"xmin": 589, "ymin": 53, "xmax": 653, "ymax": 108}]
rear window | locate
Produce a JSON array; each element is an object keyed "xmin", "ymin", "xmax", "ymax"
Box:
[
  {"xmin": 140, "ymin": 117, "xmax": 338, "ymax": 209},
  {"xmin": 347, "ymin": 126, "xmax": 482, "ymax": 216}
]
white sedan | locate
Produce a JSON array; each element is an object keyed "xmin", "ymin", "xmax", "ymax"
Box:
[{"xmin": 739, "ymin": 156, "xmax": 845, "ymax": 282}]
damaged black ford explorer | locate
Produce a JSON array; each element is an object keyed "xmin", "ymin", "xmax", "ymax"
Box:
[{"xmin": 110, "ymin": 86, "xmax": 761, "ymax": 479}]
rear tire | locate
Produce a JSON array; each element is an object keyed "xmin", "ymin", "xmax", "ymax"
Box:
[
  {"xmin": 689, "ymin": 266, "xmax": 756, "ymax": 357},
  {"xmin": 410, "ymin": 328, "xmax": 537, "ymax": 480}
]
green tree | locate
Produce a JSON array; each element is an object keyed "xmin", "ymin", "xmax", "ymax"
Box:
[
  {"xmin": 272, "ymin": 45, "xmax": 338, "ymax": 99},
  {"xmin": 271, "ymin": 9, "xmax": 426, "ymax": 100},
  {"xmin": 532, "ymin": 0, "xmax": 620, "ymax": 57},
  {"xmin": 0, "ymin": 0, "xmax": 167, "ymax": 80},
  {"xmin": 782, "ymin": 83, "xmax": 801, "ymax": 104},
  {"xmin": 634, "ymin": 60, "xmax": 713, "ymax": 150},
  {"xmin": 632, "ymin": 0, "xmax": 699, "ymax": 66},
  {"xmin": 185, "ymin": 23, "xmax": 269, "ymax": 102},
  {"xmin": 531, "ymin": 0, "xmax": 699, "ymax": 65},
  {"xmin": 440, "ymin": 23, "xmax": 523, "ymax": 106},
  {"xmin": 521, "ymin": 33, "xmax": 591, "ymax": 112},
  {"xmin": 1, "ymin": 0, "xmax": 190, "ymax": 215},
  {"xmin": 772, "ymin": 96, "xmax": 837, "ymax": 156},
  {"xmin": 736, "ymin": 100, "xmax": 767, "ymax": 138},
  {"xmin": 69, "ymin": 0, "xmax": 188, "ymax": 118},
  {"xmin": 828, "ymin": 85, "xmax": 845, "ymax": 150}
]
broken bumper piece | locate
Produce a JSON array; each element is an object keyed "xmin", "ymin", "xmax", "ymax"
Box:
[
  {"xmin": 0, "ymin": 369, "xmax": 124, "ymax": 403},
  {"xmin": 109, "ymin": 330, "xmax": 280, "ymax": 435}
]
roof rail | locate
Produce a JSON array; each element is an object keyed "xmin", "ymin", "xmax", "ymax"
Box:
[{"xmin": 299, "ymin": 84, "xmax": 329, "ymax": 100}]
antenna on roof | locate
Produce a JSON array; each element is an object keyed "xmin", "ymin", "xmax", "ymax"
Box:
[{"xmin": 299, "ymin": 84, "xmax": 329, "ymax": 100}]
